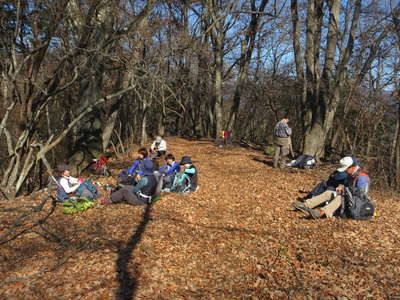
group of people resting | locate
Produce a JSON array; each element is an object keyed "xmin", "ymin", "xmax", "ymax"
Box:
[
  {"xmin": 55, "ymin": 140, "xmax": 198, "ymax": 206},
  {"xmin": 291, "ymin": 156, "xmax": 370, "ymax": 219},
  {"xmin": 56, "ymin": 134, "xmax": 372, "ymax": 219}
]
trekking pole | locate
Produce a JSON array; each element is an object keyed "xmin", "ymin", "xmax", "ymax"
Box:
[{"xmin": 289, "ymin": 137, "xmax": 295, "ymax": 158}]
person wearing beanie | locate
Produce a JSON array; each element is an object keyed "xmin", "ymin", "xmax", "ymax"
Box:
[
  {"xmin": 109, "ymin": 159, "xmax": 157, "ymax": 205},
  {"xmin": 150, "ymin": 136, "xmax": 167, "ymax": 157},
  {"xmin": 291, "ymin": 156, "xmax": 370, "ymax": 219}
]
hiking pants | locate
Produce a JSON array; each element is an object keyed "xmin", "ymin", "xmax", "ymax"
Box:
[
  {"xmin": 304, "ymin": 190, "xmax": 341, "ymax": 217},
  {"xmin": 110, "ymin": 186, "xmax": 147, "ymax": 206},
  {"xmin": 162, "ymin": 174, "xmax": 175, "ymax": 188},
  {"xmin": 76, "ymin": 181, "xmax": 98, "ymax": 200},
  {"xmin": 273, "ymin": 137, "xmax": 290, "ymax": 168}
]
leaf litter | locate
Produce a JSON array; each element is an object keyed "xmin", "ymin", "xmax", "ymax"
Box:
[{"xmin": 0, "ymin": 137, "xmax": 399, "ymax": 299}]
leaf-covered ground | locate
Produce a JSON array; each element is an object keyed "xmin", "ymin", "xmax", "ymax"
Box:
[{"xmin": 1, "ymin": 137, "xmax": 400, "ymax": 299}]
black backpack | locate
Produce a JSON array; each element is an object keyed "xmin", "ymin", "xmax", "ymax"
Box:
[{"xmin": 339, "ymin": 187, "xmax": 375, "ymax": 220}]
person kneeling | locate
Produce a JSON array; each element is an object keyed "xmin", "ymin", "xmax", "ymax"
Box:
[
  {"xmin": 110, "ymin": 159, "xmax": 157, "ymax": 205},
  {"xmin": 292, "ymin": 157, "xmax": 369, "ymax": 219}
]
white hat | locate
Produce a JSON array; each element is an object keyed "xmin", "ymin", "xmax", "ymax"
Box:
[
  {"xmin": 337, "ymin": 157, "xmax": 354, "ymax": 172},
  {"xmin": 156, "ymin": 136, "xmax": 162, "ymax": 142}
]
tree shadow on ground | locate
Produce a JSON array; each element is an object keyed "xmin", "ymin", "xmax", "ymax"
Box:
[
  {"xmin": 252, "ymin": 156, "xmax": 274, "ymax": 167},
  {"xmin": 115, "ymin": 203, "xmax": 152, "ymax": 300}
]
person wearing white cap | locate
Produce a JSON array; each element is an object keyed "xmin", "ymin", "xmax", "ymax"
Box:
[
  {"xmin": 291, "ymin": 156, "xmax": 370, "ymax": 219},
  {"xmin": 150, "ymin": 136, "xmax": 167, "ymax": 157}
]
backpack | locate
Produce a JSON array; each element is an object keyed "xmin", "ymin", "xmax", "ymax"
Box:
[
  {"xmin": 170, "ymin": 173, "xmax": 196, "ymax": 194},
  {"xmin": 339, "ymin": 187, "xmax": 375, "ymax": 220},
  {"xmin": 88, "ymin": 156, "xmax": 110, "ymax": 176},
  {"xmin": 290, "ymin": 155, "xmax": 316, "ymax": 169}
]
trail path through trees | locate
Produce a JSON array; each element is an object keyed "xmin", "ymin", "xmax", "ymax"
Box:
[{"xmin": 1, "ymin": 138, "xmax": 399, "ymax": 299}]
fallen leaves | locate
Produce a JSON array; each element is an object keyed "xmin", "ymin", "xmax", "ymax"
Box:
[{"xmin": 1, "ymin": 137, "xmax": 400, "ymax": 299}]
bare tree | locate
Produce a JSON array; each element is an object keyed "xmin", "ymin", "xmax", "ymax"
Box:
[{"xmin": 291, "ymin": 0, "xmax": 392, "ymax": 158}]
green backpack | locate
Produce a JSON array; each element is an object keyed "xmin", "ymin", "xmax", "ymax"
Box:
[{"xmin": 62, "ymin": 197, "xmax": 98, "ymax": 214}]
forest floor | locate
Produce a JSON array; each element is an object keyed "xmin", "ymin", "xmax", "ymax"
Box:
[{"xmin": 1, "ymin": 137, "xmax": 400, "ymax": 300}]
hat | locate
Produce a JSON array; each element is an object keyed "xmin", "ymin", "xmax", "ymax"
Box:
[
  {"xmin": 156, "ymin": 136, "xmax": 162, "ymax": 142},
  {"xmin": 337, "ymin": 157, "xmax": 354, "ymax": 172},
  {"xmin": 142, "ymin": 159, "xmax": 154, "ymax": 175},
  {"xmin": 180, "ymin": 156, "xmax": 192, "ymax": 165},
  {"xmin": 57, "ymin": 164, "xmax": 70, "ymax": 172}
]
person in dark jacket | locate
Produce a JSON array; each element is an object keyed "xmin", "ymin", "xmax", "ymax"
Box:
[
  {"xmin": 110, "ymin": 159, "xmax": 157, "ymax": 205},
  {"xmin": 292, "ymin": 157, "xmax": 370, "ymax": 219},
  {"xmin": 300, "ymin": 156, "xmax": 361, "ymax": 201}
]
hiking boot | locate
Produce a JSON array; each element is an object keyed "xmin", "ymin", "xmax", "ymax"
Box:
[
  {"xmin": 307, "ymin": 208, "xmax": 322, "ymax": 219},
  {"xmin": 291, "ymin": 202, "xmax": 308, "ymax": 214}
]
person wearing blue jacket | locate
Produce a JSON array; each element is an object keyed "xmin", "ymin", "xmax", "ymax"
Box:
[
  {"xmin": 159, "ymin": 153, "xmax": 181, "ymax": 189},
  {"xmin": 159, "ymin": 154, "xmax": 180, "ymax": 176},
  {"xmin": 110, "ymin": 159, "xmax": 157, "ymax": 205},
  {"xmin": 159, "ymin": 154, "xmax": 180, "ymax": 189},
  {"xmin": 118, "ymin": 148, "xmax": 151, "ymax": 184}
]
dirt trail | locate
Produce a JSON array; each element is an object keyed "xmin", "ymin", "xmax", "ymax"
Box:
[{"xmin": 1, "ymin": 137, "xmax": 399, "ymax": 299}]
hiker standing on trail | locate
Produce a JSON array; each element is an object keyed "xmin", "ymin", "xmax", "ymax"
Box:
[
  {"xmin": 150, "ymin": 136, "xmax": 167, "ymax": 157},
  {"xmin": 273, "ymin": 117, "xmax": 292, "ymax": 168},
  {"xmin": 292, "ymin": 157, "xmax": 370, "ymax": 219},
  {"xmin": 56, "ymin": 164, "xmax": 100, "ymax": 202},
  {"xmin": 109, "ymin": 159, "xmax": 158, "ymax": 205}
]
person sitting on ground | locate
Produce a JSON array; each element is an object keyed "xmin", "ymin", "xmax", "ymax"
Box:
[
  {"xmin": 170, "ymin": 156, "xmax": 198, "ymax": 193},
  {"xmin": 159, "ymin": 153, "xmax": 180, "ymax": 189},
  {"xmin": 108, "ymin": 159, "xmax": 157, "ymax": 205},
  {"xmin": 273, "ymin": 117, "xmax": 292, "ymax": 168},
  {"xmin": 56, "ymin": 164, "xmax": 101, "ymax": 202},
  {"xmin": 292, "ymin": 156, "xmax": 370, "ymax": 219},
  {"xmin": 150, "ymin": 136, "xmax": 167, "ymax": 157},
  {"xmin": 118, "ymin": 148, "xmax": 150, "ymax": 185},
  {"xmin": 300, "ymin": 155, "xmax": 362, "ymax": 201}
]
